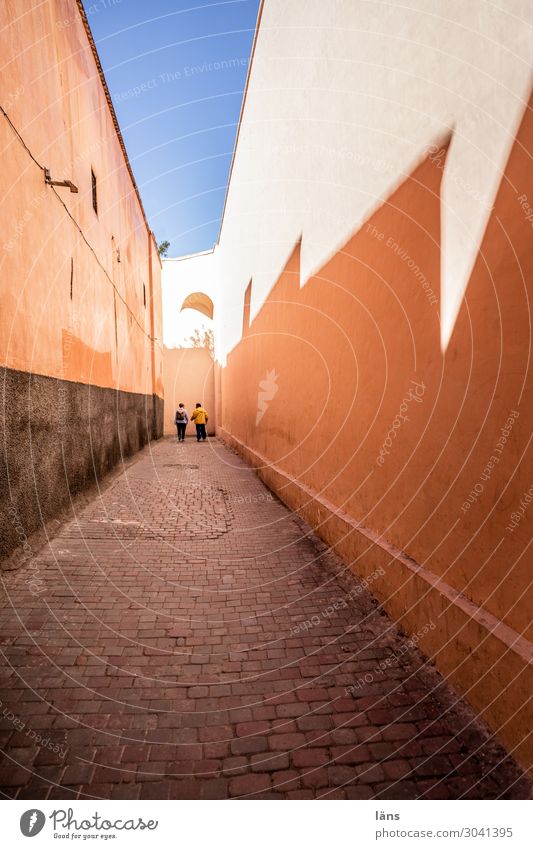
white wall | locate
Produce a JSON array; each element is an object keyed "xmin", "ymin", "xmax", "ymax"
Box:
[
  {"xmin": 162, "ymin": 249, "xmax": 217, "ymax": 348},
  {"xmin": 211, "ymin": 0, "xmax": 532, "ymax": 357}
]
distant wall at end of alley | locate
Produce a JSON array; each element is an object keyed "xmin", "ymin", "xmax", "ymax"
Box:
[
  {"xmin": 0, "ymin": 0, "xmax": 164, "ymax": 562},
  {"xmin": 163, "ymin": 347, "xmax": 215, "ymax": 436}
]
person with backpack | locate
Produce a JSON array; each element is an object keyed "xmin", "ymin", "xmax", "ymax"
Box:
[
  {"xmin": 190, "ymin": 402, "xmax": 209, "ymax": 442},
  {"xmin": 174, "ymin": 403, "xmax": 189, "ymax": 441}
]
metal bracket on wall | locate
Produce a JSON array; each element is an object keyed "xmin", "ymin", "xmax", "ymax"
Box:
[{"xmin": 44, "ymin": 168, "xmax": 78, "ymax": 193}]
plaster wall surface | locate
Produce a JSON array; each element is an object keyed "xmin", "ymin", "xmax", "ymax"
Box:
[
  {"xmin": 0, "ymin": 0, "xmax": 164, "ymax": 559},
  {"xmin": 215, "ymin": 0, "xmax": 533, "ymax": 355},
  {"xmin": 163, "ymin": 347, "xmax": 215, "ymax": 436},
  {"xmin": 218, "ymin": 111, "xmax": 533, "ymax": 769},
  {"xmin": 0, "ymin": 0, "xmax": 163, "ymax": 398},
  {"xmin": 169, "ymin": 0, "xmax": 533, "ymax": 769}
]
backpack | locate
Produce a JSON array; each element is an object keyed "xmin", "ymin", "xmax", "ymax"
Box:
[{"xmin": 176, "ymin": 409, "xmax": 185, "ymax": 421}]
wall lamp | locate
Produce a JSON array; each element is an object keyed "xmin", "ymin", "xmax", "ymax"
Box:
[{"xmin": 44, "ymin": 167, "xmax": 78, "ymax": 193}]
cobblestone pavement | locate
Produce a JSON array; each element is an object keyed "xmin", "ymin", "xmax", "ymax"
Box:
[{"xmin": 0, "ymin": 438, "xmax": 530, "ymax": 800}]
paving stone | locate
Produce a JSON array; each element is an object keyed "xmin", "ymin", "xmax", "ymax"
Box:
[
  {"xmin": 292, "ymin": 748, "xmax": 329, "ymax": 768},
  {"xmin": 250, "ymin": 752, "xmax": 289, "ymax": 772},
  {"xmin": 229, "ymin": 773, "xmax": 271, "ymax": 797},
  {"xmin": 231, "ymin": 736, "xmax": 268, "ymax": 756}
]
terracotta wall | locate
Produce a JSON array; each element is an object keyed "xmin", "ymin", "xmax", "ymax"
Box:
[
  {"xmin": 0, "ymin": 0, "xmax": 163, "ymax": 398},
  {"xmin": 219, "ymin": 97, "xmax": 533, "ymax": 769},
  {"xmin": 0, "ymin": 0, "xmax": 163, "ymax": 560},
  {"xmin": 163, "ymin": 347, "xmax": 215, "ymax": 436}
]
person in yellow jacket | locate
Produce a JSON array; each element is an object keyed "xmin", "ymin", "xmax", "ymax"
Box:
[{"xmin": 190, "ymin": 402, "xmax": 209, "ymax": 442}]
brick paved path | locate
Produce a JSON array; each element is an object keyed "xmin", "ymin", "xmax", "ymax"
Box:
[{"xmin": 0, "ymin": 438, "xmax": 529, "ymax": 799}]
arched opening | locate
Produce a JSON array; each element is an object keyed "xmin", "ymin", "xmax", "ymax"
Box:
[
  {"xmin": 180, "ymin": 292, "xmax": 214, "ymax": 320},
  {"xmin": 178, "ymin": 292, "xmax": 214, "ymax": 359}
]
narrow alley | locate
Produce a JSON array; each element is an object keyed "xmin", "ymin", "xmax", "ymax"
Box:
[{"xmin": 0, "ymin": 438, "xmax": 528, "ymax": 800}]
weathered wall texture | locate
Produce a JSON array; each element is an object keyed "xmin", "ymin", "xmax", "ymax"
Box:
[
  {"xmin": 0, "ymin": 0, "xmax": 163, "ymax": 560},
  {"xmin": 219, "ymin": 106, "xmax": 533, "ymax": 770},
  {"xmin": 200, "ymin": 1, "xmax": 532, "ymax": 768},
  {"xmin": 0, "ymin": 370, "xmax": 163, "ymax": 560},
  {"xmin": 163, "ymin": 347, "xmax": 215, "ymax": 436},
  {"xmin": 215, "ymin": 0, "xmax": 533, "ymax": 358}
]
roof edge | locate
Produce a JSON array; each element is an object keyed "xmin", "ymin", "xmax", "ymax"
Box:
[
  {"xmin": 215, "ymin": 0, "xmax": 265, "ymax": 247},
  {"xmin": 75, "ymin": 0, "xmax": 157, "ymax": 250},
  {"xmin": 164, "ymin": 247, "xmax": 216, "ymax": 263}
]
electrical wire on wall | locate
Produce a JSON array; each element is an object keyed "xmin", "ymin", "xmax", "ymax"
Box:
[{"xmin": 1, "ymin": 103, "xmax": 157, "ymax": 344}]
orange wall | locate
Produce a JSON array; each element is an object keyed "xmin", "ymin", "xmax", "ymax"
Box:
[
  {"xmin": 0, "ymin": 0, "xmax": 163, "ymax": 398},
  {"xmin": 163, "ymin": 347, "xmax": 215, "ymax": 436},
  {"xmin": 219, "ymin": 98, "xmax": 533, "ymax": 768}
]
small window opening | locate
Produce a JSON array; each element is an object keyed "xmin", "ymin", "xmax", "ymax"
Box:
[
  {"xmin": 113, "ymin": 292, "xmax": 118, "ymax": 362},
  {"xmin": 143, "ymin": 283, "xmax": 146, "ymax": 307},
  {"xmin": 70, "ymin": 257, "xmax": 73, "ymax": 299},
  {"xmin": 91, "ymin": 169, "xmax": 98, "ymax": 214}
]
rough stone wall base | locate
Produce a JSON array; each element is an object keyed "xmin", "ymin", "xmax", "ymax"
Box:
[{"xmin": 0, "ymin": 367, "xmax": 163, "ymax": 561}]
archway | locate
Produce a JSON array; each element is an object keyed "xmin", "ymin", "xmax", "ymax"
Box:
[{"xmin": 179, "ymin": 292, "xmax": 214, "ymax": 320}]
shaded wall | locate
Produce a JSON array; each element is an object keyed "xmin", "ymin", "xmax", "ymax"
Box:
[
  {"xmin": 0, "ymin": 371, "xmax": 163, "ymax": 560},
  {"xmin": 219, "ymin": 99, "xmax": 533, "ymax": 770},
  {"xmin": 0, "ymin": 0, "xmax": 163, "ymax": 561},
  {"xmin": 163, "ymin": 347, "xmax": 215, "ymax": 436}
]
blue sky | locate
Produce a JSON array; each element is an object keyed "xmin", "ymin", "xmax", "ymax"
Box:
[{"xmin": 84, "ymin": 0, "xmax": 260, "ymax": 257}]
